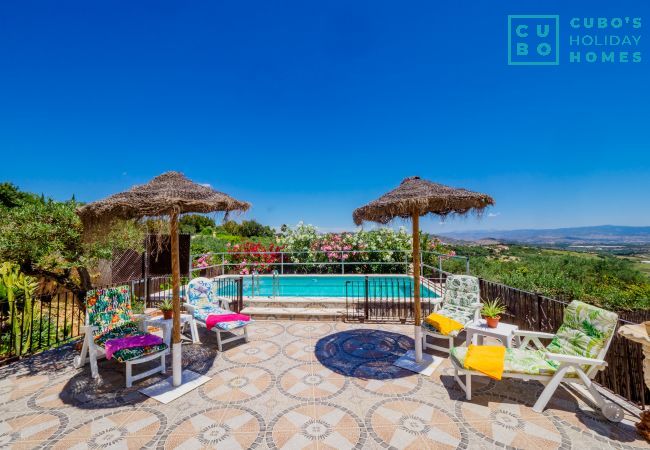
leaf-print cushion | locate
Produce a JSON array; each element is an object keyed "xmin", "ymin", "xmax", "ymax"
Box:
[
  {"xmin": 422, "ymin": 305, "xmax": 475, "ymax": 337},
  {"xmin": 86, "ymin": 286, "xmax": 133, "ymax": 333},
  {"xmin": 443, "ymin": 275, "xmax": 480, "ymax": 308},
  {"xmin": 546, "ymin": 300, "xmax": 618, "ymax": 360},
  {"xmin": 452, "ymin": 346, "xmax": 558, "ymax": 376},
  {"xmin": 94, "ymin": 323, "xmax": 168, "ymax": 363}
]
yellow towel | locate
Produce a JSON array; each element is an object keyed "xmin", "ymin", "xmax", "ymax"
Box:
[
  {"xmin": 424, "ymin": 312, "xmax": 464, "ymax": 336},
  {"xmin": 464, "ymin": 344, "xmax": 506, "ymax": 380}
]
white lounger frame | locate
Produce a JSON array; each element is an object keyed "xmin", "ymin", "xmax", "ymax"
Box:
[
  {"xmin": 450, "ymin": 329, "xmax": 624, "ymax": 422},
  {"xmin": 74, "ymin": 318, "xmax": 167, "ymax": 388},
  {"xmin": 184, "ymin": 278, "xmax": 250, "ymax": 352},
  {"xmin": 421, "ymin": 296, "xmax": 482, "ymax": 354}
]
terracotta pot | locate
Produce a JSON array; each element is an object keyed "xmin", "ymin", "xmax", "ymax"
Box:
[
  {"xmin": 485, "ymin": 316, "xmax": 500, "ymax": 328},
  {"xmin": 162, "ymin": 310, "xmax": 173, "ymax": 320}
]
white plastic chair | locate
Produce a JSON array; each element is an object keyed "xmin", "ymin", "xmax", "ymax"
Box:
[
  {"xmin": 74, "ymin": 285, "xmax": 167, "ymax": 387},
  {"xmin": 183, "ymin": 277, "xmax": 250, "ymax": 351},
  {"xmin": 450, "ymin": 300, "xmax": 624, "ymax": 422},
  {"xmin": 421, "ymin": 274, "xmax": 482, "ymax": 353}
]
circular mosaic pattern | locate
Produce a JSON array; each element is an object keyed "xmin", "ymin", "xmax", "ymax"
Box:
[
  {"xmin": 222, "ymin": 340, "xmax": 280, "ymax": 364},
  {"xmin": 267, "ymin": 402, "xmax": 366, "ymax": 449},
  {"xmin": 200, "ymin": 365, "xmax": 274, "ymax": 403},
  {"xmin": 0, "ymin": 374, "xmax": 49, "ymax": 405},
  {"xmin": 455, "ymin": 393, "xmax": 569, "ymax": 449},
  {"xmin": 549, "ymin": 401, "xmax": 648, "ymax": 449},
  {"xmin": 28, "ymin": 380, "xmax": 70, "ymax": 410},
  {"xmin": 51, "ymin": 408, "xmax": 165, "ymax": 449},
  {"xmin": 0, "ymin": 411, "xmax": 65, "ymax": 447},
  {"xmin": 283, "ymin": 338, "xmax": 316, "ymax": 362},
  {"xmin": 161, "ymin": 406, "xmax": 264, "ymax": 449},
  {"xmin": 57, "ymin": 369, "xmax": 140, "ymax": 409},
  {"xmin": 278, "ymin": 363, "xmax": 347, "ymax": 401},
  {"xmin": 367, "ymin": 398, "xmax": 467, "ymax": 449},
  {"xmin": 181, "ymin": 341, "xmax": 221, "ymax": 374},
  {"xmin": 315, "ymin": 329, "xmax": 414, "ymax": 380},
  {"xmin": 287, "ymin": 322, "xmax": 333, "ymax": 338},
  {"xmin": 247, "ymin": 322, "xmax": 285, "ymax": 340}
]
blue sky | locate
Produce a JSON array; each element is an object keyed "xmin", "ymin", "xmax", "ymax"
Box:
[{"xmin": 0, "ymin": 0, "xmax": 648, "ymax": 233}]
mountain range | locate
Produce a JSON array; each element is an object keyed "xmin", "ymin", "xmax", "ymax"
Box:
[{"xmin": 440, "ymin": 225, "xmax": 650, "ymax": 245}]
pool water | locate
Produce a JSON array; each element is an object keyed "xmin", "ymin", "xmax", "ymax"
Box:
[{"xmin": 232, "ymin": 275, "xmax": 438, "ymax": 298}]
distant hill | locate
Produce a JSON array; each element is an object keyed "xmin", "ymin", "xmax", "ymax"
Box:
[{"xmin": 440, "ymin": 225, "xmax": 650, "ymax": 245}]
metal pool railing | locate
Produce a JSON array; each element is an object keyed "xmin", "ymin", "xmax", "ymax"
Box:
[
  {"xmin": 192, "ymin": 250, "xmax": 470, "ymax": 276},
  {"xmin": 344, "ymin": 275, "xmax": 442, "ymax": 322}
]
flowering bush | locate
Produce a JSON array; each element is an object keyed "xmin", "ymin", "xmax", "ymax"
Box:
[
  {"xmin": 193, "ymin": 253, "xmax": 213, "ymax": 269},
  {"xmin": 227, "ymin": 242, "xmax": 283, "ymax": 274}
]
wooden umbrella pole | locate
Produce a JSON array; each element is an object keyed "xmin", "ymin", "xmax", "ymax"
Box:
[
  {"xmin": 412, "ymin": 212, "xmax": 423, "ymax": 362},
  {"xmin": 170, "ymin": 209, "xmax": 182, "ymax": 386}
]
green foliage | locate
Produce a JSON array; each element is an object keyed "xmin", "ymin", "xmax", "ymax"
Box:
[
  {"xmin": 450, "ymin": 244, "xmax": 650, "ymax": 311},
  {"xmin": 0, "ymin": 185, "xmax": 144, "ymax": 291},
  {"xmin": 482, "ymin": 298, "xmax": 506, "ymax": 318},
  {"xmin": 179, "ymin": 214, "xmax": 216, "ymax": 235},
  {"xmin": 159, "ymin": 298, "xmax": 173, "ymax": 311},
  {"xmin": 0, "ymin": 182, "xmax": 41, "ymax": 209},
  {"xmin": 213, "ymin": 220, "xmax": 275, "ymax": 238}
]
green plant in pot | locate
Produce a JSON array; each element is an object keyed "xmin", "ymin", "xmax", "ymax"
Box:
[
  {"xmin": 482, "ymin": 298, "xmax": 506, "ymax": 328},
  {"xmin": 159, "ymin": 298, "xmax": 174, "ymax": 320}
]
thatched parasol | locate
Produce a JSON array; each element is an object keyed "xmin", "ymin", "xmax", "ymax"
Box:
[
  {"xmin": 78, "ymin": 171, "xmax": 250, "ymax": 386},
  {"xmin": 353, "ymin": 176, "xmax": 494, "ymax": 363}
]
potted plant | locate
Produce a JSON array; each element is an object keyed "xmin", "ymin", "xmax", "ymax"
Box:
[
  {"xmin": 482, "ymin": 298, "xmax": 506, "ymax": 328},
  {"xmin": 159, "ymin": 299, "xmax": 174, "ymax": 320}
]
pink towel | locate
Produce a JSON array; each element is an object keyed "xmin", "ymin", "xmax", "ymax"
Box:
[
  {"xmin": 206, "ymin": 313, "xmax": 250, "ymax": 331},
  {"xmin": 104, "ymin": 334, "xmax": 163, "ymax": 360}
]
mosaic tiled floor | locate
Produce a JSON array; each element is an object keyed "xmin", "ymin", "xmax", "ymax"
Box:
[{"xmin": 0, "ymin": 320, "xmax": 648, "ymax": 449}]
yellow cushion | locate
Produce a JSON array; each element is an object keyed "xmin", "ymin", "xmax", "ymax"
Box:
[
  {"xmin": 463, "ymin": 344, "xmax": 506, "ymax": 380},
  {"xmin": 424, "ymin": 312, "xmax": 464, "ymax": 336}
]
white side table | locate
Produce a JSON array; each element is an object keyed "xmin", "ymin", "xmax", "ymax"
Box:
[
  {"xmin": 466, "ymin": 320, "xmax": 519, "ymax": 348},
  {"xmin": 143, "ymin": 313, "xmax": 200, "ymax": 348}
]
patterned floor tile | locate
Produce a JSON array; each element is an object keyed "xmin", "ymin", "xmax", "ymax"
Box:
[
  {"xmin": 282, "ymin": 338, "xmax": 316, "ymax": 362},
  {"xmin": 286, "ymin": 322, "xmax": 333, "ymax": 338},
  {"xmin": 222, "ymin": 340, "xmax": 281, "ymax": 364},
  {"xmin": 200, "ymin": 365, "xmax": 274, "ymax": 404},
  {"xmin": 456, "ymin": 393, "xmax": 570, "ymax": 449},
  {"xmin": 0, "ymin": 411, "xmax": 66, "ymax": 448},
  {"xmin": 161, "ymin": 406, "xmax": 264, "ymax": 449},
  {"xmin": 0, "ymin": 319, "xmax": 645, "ymax": 450},
  {"xmin": 0, "ymin": 375, "xmax": 49, "ymax": 405},
  {"xmin": 367, "ymin": 398, "xmax": 467, "ymax": 449},
  {"xmin": 50, "ymin": 408, "xmax": 165, "ymax": 449},
  {"xmin": 267, "ymin": 403, "xmax": 365, "ymax": 449},
  {"xmin": 247, "ymin": 322, "xmax": 286, "ymax": 340}
]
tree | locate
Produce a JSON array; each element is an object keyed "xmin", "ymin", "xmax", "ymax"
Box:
[
  {"xmin": 0, "ymin": 182, "xmax": 40, "ymax": 209},
  {"xmin": 179, "ymin": 214, "xmax": 216, "ymax": 235},
  {"xmin": 238, "ymin": 220, "xmax": 275, "ymax": 238},
  {"xmin": 0, "ymin": 195, "xmax": 144, "ymax": 293}
]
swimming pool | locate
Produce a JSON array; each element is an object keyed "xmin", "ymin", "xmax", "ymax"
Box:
[{"xmin": 229, "ymin": 275, "xmax": 438, "ymax": 298}]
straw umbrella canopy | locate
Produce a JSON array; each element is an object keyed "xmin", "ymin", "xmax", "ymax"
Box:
[
  {"xmin": 78, "ymin": 171, "xmax": 250, "ymax": 386},
  {"xmin": 353, "ymin": 176, "xmax": 494, "ymax": 362}
]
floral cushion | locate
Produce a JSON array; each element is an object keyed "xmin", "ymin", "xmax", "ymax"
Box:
[
  {"xmin": 187, "ymin": 278, "xmax": 213, "ymax": 308},
  {"xmin": 422, "ymin": 305, "xmax": 475, "ymax": 337},
  {"xmin": 86, "ymin": 286, "xmax": 133, "ymax": 333},
  {"xmin": 192, "ymin": 304, "xmax": 230, "ymax": 322},
  {"xmin": 93, "ymin": 323, "xmax": 167, "ymax": 363},
  {"xmin": 443, "ymin": 275, "xmax": 480, "ymax": 308},
  {"xmin": 213, "ymin": 320, "xmax": 250, "ymax": 331},
  {"xmin": 545, "ymin": 301, "xmax": 618, "ymax": 360},
  {"xmin": 451, "ymin": 346, "xmax": 558, "ymax": 376}
]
